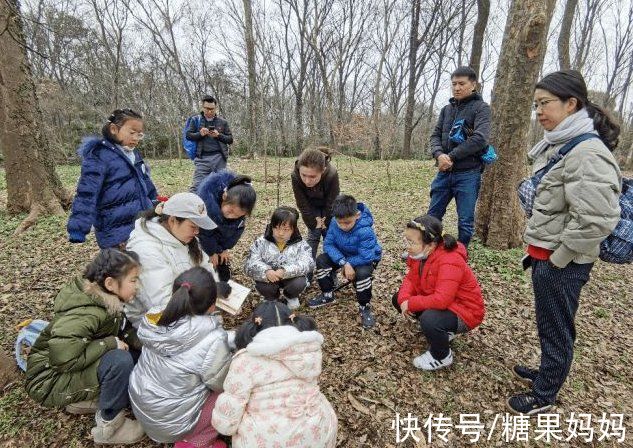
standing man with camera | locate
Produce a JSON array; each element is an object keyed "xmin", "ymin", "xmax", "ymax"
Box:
[{"xmin": 187, "ymin": 95, "xmax": 234, "ymax": 192}]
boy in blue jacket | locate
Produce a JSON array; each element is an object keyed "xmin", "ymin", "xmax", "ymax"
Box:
[{"xmin": 308, "ymin": 194, "xmax": 382, "ymax": 328}]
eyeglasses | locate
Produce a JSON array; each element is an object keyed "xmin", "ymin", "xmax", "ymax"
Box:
[{"xmin": 532, "ymin": 98, "xmax": 560, "ymax": 111}]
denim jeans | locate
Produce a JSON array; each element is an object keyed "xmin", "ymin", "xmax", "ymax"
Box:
[
  {"xmin": 97, "ymin": 349, "xmax": 135, "ymax": 420},
  {"xmin": 427, "ymin": 169, "xmax": 482, "ymax": 246}
]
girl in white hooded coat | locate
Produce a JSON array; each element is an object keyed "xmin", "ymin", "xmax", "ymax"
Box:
[{"xmin": 212, "ymin": 301, "xmax": 337, "ymax": 447}]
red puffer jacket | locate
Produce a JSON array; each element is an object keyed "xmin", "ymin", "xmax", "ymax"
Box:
[{"xmin": 397, "ymin": 242, "xmax": 484, "ymax": 329}]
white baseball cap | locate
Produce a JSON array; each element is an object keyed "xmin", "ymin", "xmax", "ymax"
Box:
[{"xmin": 162, "ymin": 193, "xmax": 217, "ymax": 230}]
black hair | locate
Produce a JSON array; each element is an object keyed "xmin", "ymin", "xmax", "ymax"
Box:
[
  {"xmin": 331, "ymin": 194, "xmax": 358, "ymax": 219},
  {"xmin": 202, "ymin": 95, "xmax": 217, "ymax": 104},
  {"xmin": 406, "ymin": 215, "xmax": 458, "ymax": 251},
  {"xmin": 535, "ymin": 70, "xmax": 620, "ymax": 150},
  {"xmin": 101, "ymin": 108, "xmax": 143, "ymax": 144},
  {"xmin": 157, "ymin": 267, "xmax": 217, "ymax": 327},
  {"xmin": 451, "ymin": 66, "xmax": 477, "ymax": 82},
  {"xmin": 234, "ymin": 301, "xmax": 317, "ymax": 350},
  {"xmin": 297, "ymin": 147, "xmax": 332, "ymax": 171},
  {"xmin": 223, "ymin": 175, "xmax": 257, "ymax": 215},
  {"xmin": 138, "ymin": 208, "xmax": 204, "ymax": 266},
  {"xmin": 270, "ymin": 206, "xmax": 299, "ymax": 230},
  {"xmin": 83, "ymin": 248, "xmax": 141, "ymax": 292}
]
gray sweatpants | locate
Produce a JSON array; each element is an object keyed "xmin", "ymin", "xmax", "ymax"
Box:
[{"xmin": 190, "ymin": 153, "xmax": 227, "ymax": 193}]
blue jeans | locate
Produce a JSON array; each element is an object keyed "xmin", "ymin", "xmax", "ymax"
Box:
[{"xmin": 427, "ymin": 169, "xmax": 481, "ymax": 246}]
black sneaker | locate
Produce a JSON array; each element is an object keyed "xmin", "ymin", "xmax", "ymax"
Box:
[
  {"xmin": 512, "ymin": 365, "xmax": 539, "ymax": 386},
  {"xmin": 506, "ymin": 392, "xmax": 553, "ymax": 416},
  {"xmin": 308, "ymin": 293, "xmax": 335, "ymax": 308},
  {"xmin": 359, "ymin": 304, "xmax": 375, "ymax": 329}
]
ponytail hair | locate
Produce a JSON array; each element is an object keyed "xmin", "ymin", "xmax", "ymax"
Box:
[
  {"xmin": 407, "ymin": 215, "xmax": 458, "ymax": 251},
  {"xmin": 102, "ymin": 108, "xmax": 143, "ymax": 144},
  {"xmin": 234, "ymin": 300, "xmax": 317, "ymax": 350},
  {"xmin": 535, "ymin": 70, "xmax": 620, "ymax": 150},
  {"xmin": 83, "ymin": 248, "xmax": 141, "ymax": 291},
  {"xmin": 224, "ymin": 175, "xmax": 256, "ymax": 215},
  {"xmin": 138, "ymin": 207, "xmax": 204, "ymax": 266},
  {"xmin": 297, "ymin": 147, "xmax": 332, "ymax": 172},
  {"xmin": 157, "ymin": 267, "xmax": 217, "ymax": 327}
]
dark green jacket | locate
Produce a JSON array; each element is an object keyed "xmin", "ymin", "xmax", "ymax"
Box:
[{"xmin": 25, "ymin": 277, "xmax": 137, "ymax": 407}]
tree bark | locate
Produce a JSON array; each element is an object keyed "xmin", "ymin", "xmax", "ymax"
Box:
[
  {"xmin": 475, "ymin": 0, "xmax": 556, "ymax": 249},
  {"xmin": 402, "ymin": 0, "xmax": 421, "ymax": 159},
  {"xmin": 0, "ymin": 0, "xmax": 71, "ymax": 235},
  {"xmin": 558, "ymin": 0, "xmax": 578, "ymax": 70},
  {"xmin": 469, "ymin": 0, "xmax": 490, "ymax": 78},
  {"xmin": 243, "ymin": 0, "xmax": 258, "ymax": 156}
]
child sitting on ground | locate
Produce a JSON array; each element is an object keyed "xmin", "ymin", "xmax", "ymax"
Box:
[
  {"xmin": 211, "ymin": 301, "xmax": 337, "ymax": 447},
  {"xmin": 25, "ymin": 249, "xmax": 145, "ymax": 445},
  {"xmin": 308, "ymin": 194, "xmax": 382, "ymax": 329},
  {"xmin": 244, "ymin": 206, "xmax": 315, "ymax": 310},
  {"xmin": 393, "ymin": 215, "xmax": 485, "ymax": 370},
  {"xmin": 129, "ymin": 267, "xmax": 232, "ymax": 448}
]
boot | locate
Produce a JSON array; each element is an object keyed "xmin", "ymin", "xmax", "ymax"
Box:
[{"xmin": 91, "ymin": 410, "xmax": 145, "ymax": 445}]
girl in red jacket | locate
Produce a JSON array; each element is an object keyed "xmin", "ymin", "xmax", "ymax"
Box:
[{"xmin": 393, "ymin": 215, "xmax": 484, "ymax": 370}]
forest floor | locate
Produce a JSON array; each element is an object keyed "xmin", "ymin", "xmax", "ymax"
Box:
[{"xmin": 0, "ymin": 157, "xmax": 631, "ymax": 447}]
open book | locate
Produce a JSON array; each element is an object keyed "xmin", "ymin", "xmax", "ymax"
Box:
[{"xmin": 216, "ymin": 280, "xmax": 251, "ymax": 315}]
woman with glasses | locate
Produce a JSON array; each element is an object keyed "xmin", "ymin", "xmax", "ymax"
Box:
[
  {"xmin": 507, "ymin": 70, "xmax": 621, "ymax": 415},
  {"xmin": 67, "ymin": 109, "xmax": 159, "ymax": 249}
]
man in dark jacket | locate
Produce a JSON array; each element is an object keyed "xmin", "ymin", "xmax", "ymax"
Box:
[
  {"xmin": 187, "ymin": 95, "xmax": 234, "ymax": 192},
  {"xmin": 428, "ymin": 66, "xmax": 491, "ymax": 247}
]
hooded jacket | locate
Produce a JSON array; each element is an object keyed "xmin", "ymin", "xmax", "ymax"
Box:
[
  {"xmin": 291, "ymin": 161, "xmax": 340, "ymax": 230},
  {"xmin": 124, "ymin": 217, "xmax": 217, "ymax": 326},
  {"xmin": 323, "ymin": 203, "xmax": 382, "ymax": 267},
  {"xmin": 67, "ymin": 137, "xmax": 157, "ymax": 248},
  {"xmin": 211, "ymin": 326, "xmax": 337, "ymax": 447},
  {"xmin": 397, "ymin": 242, "xmax": 485, "ymax": 329},
  {"xmin": 429, "ymin": 92, "xmax": 491, "ymax": 172},
  {"xmin": 244, "ymin": 225, "xmax": 315, "ymax": 282},
  {"xmin": 129, "ymin": 313, "xmax": 231, "ymax": 443},
  {"xmin": 25, "ymin": 278, "xmax": 137, "ymax": 407},
  {"xmin": 197, "ymin": 170, "xmax": 246, "ymax": 255}
]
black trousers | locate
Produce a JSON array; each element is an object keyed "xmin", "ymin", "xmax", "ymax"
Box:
[
  {"xmin": 531, "ymin": 259, "xmax": 592, "ymax": 403},
  {"xmin": 316, "ymin": 253, "xmax": 374, "ymax": 306},
  {"xmin": 392, "ymin": 293, "xmax": 467, "ymax": 360},
  {"xmin": 255, "ymin": 276, "xmax": 309, "ymax": 300},
  {"xmin": 97, "ymin": 349, "xmax": 134, "ymax": 420},
  {"xmin": 216, "ymin": 261, "xmax": 231, "ymax": 282}
]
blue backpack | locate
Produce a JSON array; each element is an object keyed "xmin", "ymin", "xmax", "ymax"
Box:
[
  {"xmin": 182, "ymin": 115, "xmax": 201, "ymax": 160},
  {"xmin": 15, "ymin": 319, "xmax": 49, "ymax": 371},
  {"xmin": 449, "ymin": 118, "xmax": 497, "ymax": 165}
]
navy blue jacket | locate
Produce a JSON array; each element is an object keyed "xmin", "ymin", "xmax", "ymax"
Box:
[
  {"xmin": 323, "ymin": 203, "xmax": 382, "ymax": 267},
  {"xmin": 429, "ymin": 92, "xmax": 491, "ymax": 172},
  {"xmin": 197, "ymin": 170, "xmax": 245, "ymax": 255},
  {"xmin": 67, "ymin": 137, "xmax": 157, "ymax": 248}
]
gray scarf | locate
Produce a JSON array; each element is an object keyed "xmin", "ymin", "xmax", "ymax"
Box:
[{"xmin": 527, "ymin": 108, "xmax": 596, "ymax": 161}]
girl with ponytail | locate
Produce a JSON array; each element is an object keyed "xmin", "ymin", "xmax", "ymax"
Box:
[
  {"xmin": 393, "ymin": 215, "xmax": 484, "ymax": 371},
  {"xmin": 508, "ymin": 70, "xmax": 622, "ymax": 415},
  {"xmin": 129, "ymin": 267, "xmax": 232, "ymax": 448},
  {"xmin": 196, "ymin": 170, "xmax": 257, "ymax": 281}
]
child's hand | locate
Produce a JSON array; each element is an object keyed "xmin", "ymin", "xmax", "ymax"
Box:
[
  {"xmin": 219, "ymin": 250, "xmax": 231, "ymax": 264},
  {"xmin": 115, "ymin": 337, "xmax": 129, "ymax": 351},
  {"xmin": 210, "ymin": 254, "xmax": 219, "ymax": 267},
  {"xmin": 266, "ymin": 270, "xmax": 281, "ymax": 282},
  {"xmin": 343, "ymin": 263, "xmax": 355, "ymax": 281},
  {"xmin": 400, "ymin": 300, "xmax": 413, "ymax": 319}
]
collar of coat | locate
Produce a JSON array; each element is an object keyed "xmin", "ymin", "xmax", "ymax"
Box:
[
  {"xmin": 449, "ymin": 92, "xmax": 482, "ymax": 106},
  {"xmin": 83, "ymin": 280, "xmax": 124, "ymax": 315}
]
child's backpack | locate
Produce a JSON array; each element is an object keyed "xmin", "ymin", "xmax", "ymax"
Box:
[
  {"xmin": 182, "ymin": 115, "xmax": 201, "ymax": 160},
  {"xmin": 599, "ymin": 177, "xmax": 633, "ymax": 264},
  {"xmin": 15, "ymin": 319, "xmax": 49, "ymax": 371}
]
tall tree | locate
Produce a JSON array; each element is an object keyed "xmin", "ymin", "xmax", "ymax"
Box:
[
  {"xmin": 558, "ymin": 0, "xmax": 578, "ymax": 70},
  {"xmin": 0, "ymin": 0, "xmax": 71, "ymax": 234},
  {"xmin": 475, "ymin": 0, "xmax": 556, "ymax": 249},
  {"xmin": 242, "ymin": 0, "xmax": 258, "ymax": 155},
  {"xmin": 469, "ymin": 0, "xmax": 490, "ymax": 78}
]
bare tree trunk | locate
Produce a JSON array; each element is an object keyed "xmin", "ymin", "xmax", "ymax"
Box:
[
  {"xmin": 243, "ymin": 0, "xmax": 258, "ymax": 156},
  {"xmin": 0, "ymin": 0, "xmax": 71, "ymax": 235},
  {"xmin": 558, "ymin": 0, "xmax": 578, "ymax": 69},
  {"xmin": 469, "ymin": 0, "xmax": 490, "ymax": 77},
  {"xmin": 476, "ymin": 0, "xmax": 556, "ymax": 249},
  {"xmin": 402, "ymin": 0, "xmax": 421, "ymax": 159}
]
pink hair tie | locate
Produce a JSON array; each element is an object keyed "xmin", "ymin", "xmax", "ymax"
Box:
[{"xmin": 181, "ymin": 282, "xmax": 192, "ymax": 290}]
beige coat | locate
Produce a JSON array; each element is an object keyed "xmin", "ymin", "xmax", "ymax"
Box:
[{"xmin": 524, "ymin": 138, "xmax": 621, "ymax": 267}]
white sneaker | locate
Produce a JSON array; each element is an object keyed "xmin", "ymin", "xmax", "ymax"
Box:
[
  {"xmin": 413, "ymin": 350, "xmax": 453, "ymax": 371},
  {"xmin": 286, "ymin": 298, "xmax": 300, "ymax": 310}
]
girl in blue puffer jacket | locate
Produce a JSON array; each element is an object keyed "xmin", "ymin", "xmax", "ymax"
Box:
[{"xmin": 67, "ymin": 109, "xmax": 158, "ymax": 249}]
